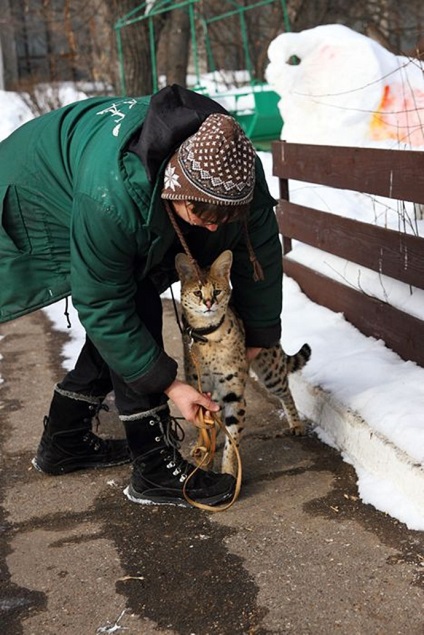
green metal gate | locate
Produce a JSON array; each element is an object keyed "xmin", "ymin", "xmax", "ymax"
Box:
[{"xmin": 114, "ymin": 0, "xmax": 290, "ymax": 148}]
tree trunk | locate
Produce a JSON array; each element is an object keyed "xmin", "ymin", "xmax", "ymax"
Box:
[
  {"xmin": 108, "ymin": 0, "xmax": 166, "ymax": 96},
  {"xmin": 165, "ymin": 7, "xmax": 190, "ymax": 87}
]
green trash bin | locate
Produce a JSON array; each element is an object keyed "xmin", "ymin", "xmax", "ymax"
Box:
[{"xmin": 230, "ymin": 86, "xmax": 284, "ymax": 150}]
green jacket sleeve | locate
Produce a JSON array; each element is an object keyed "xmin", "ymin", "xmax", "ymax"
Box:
[{"xmin": 70, "ymin": 193, "xmax": 177, "ymax": 392}]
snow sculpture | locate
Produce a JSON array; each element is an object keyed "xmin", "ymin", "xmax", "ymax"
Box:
[{"xmin": 266, "ymin": 24, "xmax": 424, "ymax": 148}]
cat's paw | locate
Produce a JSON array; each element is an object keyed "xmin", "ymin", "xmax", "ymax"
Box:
[
  {"xmin": 221, "ymin": 454, "xmax": 238, "ymax": 478},
  {"xmin": 289, "ymin": 421, "xmax": 306, "ymax": 436}
]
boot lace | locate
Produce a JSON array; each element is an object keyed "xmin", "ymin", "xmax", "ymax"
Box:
[
  {"xmin": 87, "ymin": 402, "xmax": 110, "ymax": 432},
  {"xmin": 82, "ymin": 430, "xmax": 105, "ymax": 453},
  {"xmin": 82, "ymin": 404, "xmax": 111, "ymax": 452},
  {"xmin": 159, "ymin": 416, "xmax": 192, "ymax": 483}
]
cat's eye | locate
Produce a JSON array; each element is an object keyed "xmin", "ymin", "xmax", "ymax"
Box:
[
  {"xmin": 193, "ymin": 290, "xmax": 202, "ymax": 298},
  {"xmin": 214, "ymin": 290, "xmax": 222, "ymax": 297}
]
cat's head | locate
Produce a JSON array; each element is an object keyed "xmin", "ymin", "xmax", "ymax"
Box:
[{"xmin": 175, "ymin": 250, "xmax": 233, "ymax": 324}]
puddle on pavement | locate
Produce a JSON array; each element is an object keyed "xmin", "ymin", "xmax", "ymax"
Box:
[{"xmin": 95, "ymin": 487, "xmax": 270, "ymax": 635}]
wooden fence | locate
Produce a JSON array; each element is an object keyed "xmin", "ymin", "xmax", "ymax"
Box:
[{"xmin": 272, "ymin": 141, "xmax": 424, "ymax": 367}]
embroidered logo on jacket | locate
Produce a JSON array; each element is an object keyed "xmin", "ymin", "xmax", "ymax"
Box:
[{"xmin": 96, "ymin": 99, "xmax": 137, "ymax": 137}]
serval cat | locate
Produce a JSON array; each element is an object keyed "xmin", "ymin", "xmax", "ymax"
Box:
[{"xmin": 175, "ymin": 250, "xmax": 311, "ymax": 476}]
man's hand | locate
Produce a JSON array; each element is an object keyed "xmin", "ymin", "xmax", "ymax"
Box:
[
  {"xmin": 164, "ymin": 379, "xmax": 219, "ymax": 424},
  {"xmin": 246, "ymin": 347, "xmax": 263, "ymax": 362}
]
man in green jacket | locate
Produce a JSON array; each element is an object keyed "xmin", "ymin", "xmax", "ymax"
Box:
[{"xmin": 0, "ymin": 85, "xmax": 282, "ymax": 507}]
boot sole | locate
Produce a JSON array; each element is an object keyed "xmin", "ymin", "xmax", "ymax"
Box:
[
  {"xmin": 31, "ymin": 456, "xmax": 130, "ymax": 475},
  {"xmin": 123, "ymin": 484, "xmax": 233, "ymax": 508}
]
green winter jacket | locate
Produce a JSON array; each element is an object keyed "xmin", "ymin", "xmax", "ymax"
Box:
[{"xmin": 0, "ymin": 85, "xmax": 282, "ymax": 394}]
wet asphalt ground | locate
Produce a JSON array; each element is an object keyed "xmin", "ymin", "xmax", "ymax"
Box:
[{"xmin": 1, "ymin": 301, "xmax": 424, "ymax": 634}]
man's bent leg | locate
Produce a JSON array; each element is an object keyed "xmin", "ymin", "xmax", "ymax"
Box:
[
  {"xmin": 33, "ymin": 278, "xmax": 164, "ymax": 475},
  {"xmin": 33, "ymin": 338, "xmax": 129, "ymax": 475}
]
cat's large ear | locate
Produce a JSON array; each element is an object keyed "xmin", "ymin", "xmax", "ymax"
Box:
[
  {"xmin": 211, "ymin": 250, "xmax": 233, "ymax": 280},
  {"xmin": 175, "ymin": 252, "xmax": 198, "ymax": 282}
]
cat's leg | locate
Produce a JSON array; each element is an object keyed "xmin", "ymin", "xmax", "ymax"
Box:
[
  {"xmin": 276, "ymin": 382, "xmax": 305, "ymax": 436},
  {"xmin": 251, "ymin": 346, "xmax": 305, "ymax": 436},
  {"xmin": 221, "ymin": 395, "xmax": 246, "ymax": 477}
]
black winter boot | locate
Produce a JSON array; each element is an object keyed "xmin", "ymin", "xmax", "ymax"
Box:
[
  {"xmin": 122, "ymin": 406, "xmax": 236, "ymax": 507},
  {"xmin": 32, "ymin": 388, "xmax": 130, "ymax": 475}
]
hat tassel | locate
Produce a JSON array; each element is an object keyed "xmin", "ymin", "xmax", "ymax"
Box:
[
  {"xmin": 243, "ymin": 221, "xmax": 265, "ymax": 282},
  {"xmin": 164, "ymin": 201, "xmax": 206, "ymax": 283}
]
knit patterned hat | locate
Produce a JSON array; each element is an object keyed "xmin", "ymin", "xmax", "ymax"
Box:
[{"xmin": 161, "ymin": 113, "xmax": 256, "ymax": 206}]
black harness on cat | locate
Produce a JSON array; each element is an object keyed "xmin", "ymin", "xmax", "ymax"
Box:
[{"xmin": 182, "ymin": 314, "xmax": 226, "ymax": 343}]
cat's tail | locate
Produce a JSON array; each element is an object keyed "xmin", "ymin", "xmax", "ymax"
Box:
[{"xmin": 286, "ymin": 343, "xmax": 311, "ymax": 374}]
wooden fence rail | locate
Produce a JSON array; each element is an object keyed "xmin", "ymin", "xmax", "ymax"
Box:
[{"xmin": 272, "ymin": 141, "xmax": 424, "ymax": 367}]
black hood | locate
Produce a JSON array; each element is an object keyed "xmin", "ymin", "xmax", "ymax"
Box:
[{"xmin": 129, "ymin": 84, "xmax": 229, "ymax": 183}]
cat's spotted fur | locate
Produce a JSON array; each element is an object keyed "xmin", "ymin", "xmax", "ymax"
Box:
[{"xmin": 175, "ymin": 250, "xmax": 311, "ymax": 476}]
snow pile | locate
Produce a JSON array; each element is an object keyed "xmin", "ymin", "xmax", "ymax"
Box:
[
  {"xmin": 266, "ymin": 23, "xmax": 424, "ymax": 148},
  {"xmin": 0, "ymin": 83, "xmax": 88, "ymax": 141},
  {"xmin": 0, "ymin": 91, "xmax": 33, "ymax": 140}
]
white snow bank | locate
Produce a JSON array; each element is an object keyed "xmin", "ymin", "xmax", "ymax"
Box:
[{"xmin": 0, "ymin": 91, "xmax": 33, "ymax": 140}]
